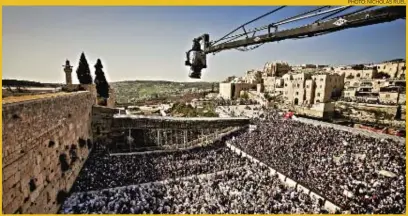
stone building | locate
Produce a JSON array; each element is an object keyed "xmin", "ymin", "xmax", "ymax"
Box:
[
  {"xmin": 374, "ymin": 60, "xmax": 406, "ymax": 79},
  {"xmin": 341, "ymin": 69, "xmax": 378, "ymax": 80},
  {"xmin": 282, "ymin": 72, "xmax": 344, "ymax": 106},
  {"xmin": 243, "ymin": 70, "xmax": 263, "ymax": 84},
  {"xmin": 263, "ymin": 76, "xmax": 284, "ymax": 93},
  {"xmin": 263, "ymin": 61, "xmax": 291, "ymax": 77},
  {"xmin": 343, "ymin": 87, "xmax": 357, "ymax": 99},
  {"xmin": 283, "ymin": 72, "xmax": 312, "ymax": 105},
  {"xmin": 312, "ymin": 73, "xmax": 344, "ymax": 104},
  {"xmin": 263, "ymin": 76, "xmax": 275, "ymax": 92},
  {"xmin": 378, "ymin": 86, "xmax": 405, "ymax": 104},
  {"xmin": 219, "ymin": 82, "xmax": 256, "ymax": 100},
  {"xmin": 219, "ymin": 83, "xmax": 234, "ymax": 99}
]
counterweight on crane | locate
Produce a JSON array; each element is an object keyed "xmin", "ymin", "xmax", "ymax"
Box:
[{"xmin": 184, "ymin": 6, "xmax": 406, "ymax": 79}]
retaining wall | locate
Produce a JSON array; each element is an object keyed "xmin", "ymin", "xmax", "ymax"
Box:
[{"xmin": 2, "ymin": 92, "xmax": 95, "ymax": 213}]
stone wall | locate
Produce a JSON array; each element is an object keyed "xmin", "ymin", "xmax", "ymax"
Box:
[
  {"xmin": 107, "ymin": 87, "xmax": 116, "ymax": 108},
  {"xmin": 62, "ymin": 84, "xmax": 116, "ymax": 108},
  {"xmin": 91, "ymin": 106, "xmax": 122, "ymax": 147},
  {"xmin": 219, "ymin": 83, "xmax": 233, "ymax": 99},
  {"xmin": 335, "ymin": 102, "xmax": 406, "ymax": 128},
  {"xmin": 2, "ymin": 91, "xmax": 95, "ymax": 213},
  {"xmin": 294, "ymin": 117, "xmax": 405, "ymax": 143}
]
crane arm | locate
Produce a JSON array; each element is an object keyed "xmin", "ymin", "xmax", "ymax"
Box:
[
  {"xmin": 184, "ymin": 6, "xmax": 405, "ymax": 79},
  {"xmin": 205, "ymin": 6, "xmax": 405, "ymax": 53}
]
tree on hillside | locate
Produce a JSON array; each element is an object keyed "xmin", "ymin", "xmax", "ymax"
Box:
[
  {"xmin": 351, "ymin": 64, "xmax": 364, "ymax": 70},
  {"xmin": 241, "ymin": 91, "xmax": 249, "ymax": 100},
  {"xmin": 94, "ymin": 59, "xmax": 110, "ymax": 99},
  {"xmin": 375, "ymin": 71, "xmax": 391, "ymax": 79},
  {"xmin": 76, "ymin": 52, "xmax": 93, "ymax": 84}
]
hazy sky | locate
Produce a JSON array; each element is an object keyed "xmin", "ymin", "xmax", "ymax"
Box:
[{"xmin": 3, "ymin": 6, "xmax": 406, "ymax": 83}]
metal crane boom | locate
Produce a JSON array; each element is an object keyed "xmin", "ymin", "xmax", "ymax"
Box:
[
  {"xmin": 184, "ymin": 6, "xmax": 406, "ymax": 79},
  {"xmin": 207, "ymin": 6, "xmax": 405, "ymax": 53}
]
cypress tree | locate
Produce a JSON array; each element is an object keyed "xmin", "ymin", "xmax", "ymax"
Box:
[
  {"xmin": 76, "ymin": 52, "xmax": 93, "ymax": 84},
  {"xmin": 94, "ymin": 59, "xmax": 110, "ymax": 99}
]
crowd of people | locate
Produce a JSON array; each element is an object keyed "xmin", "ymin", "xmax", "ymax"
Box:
[
  {"xmin": 71, "ymin": 141, "xmax": 250, "ymax": 192},
  {"xmin": 62, "ymin": 110, "xmax": 405, "ymax": 214},
  {"xmin": 61, "ymin": 164, "xmax": 328, "ymax": 214},
  {"xmin": 231, "ymin": 113, "xmax": 406, "ymax": 214}
]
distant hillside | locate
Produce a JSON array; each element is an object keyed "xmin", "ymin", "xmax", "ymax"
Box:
[
  {"xmin": 111, "ymin": 80, "xmax": 218, "ymax": 105},
  {"xmin": 3, "ymin": 79, "xmax": 63, "ymax": 88}
]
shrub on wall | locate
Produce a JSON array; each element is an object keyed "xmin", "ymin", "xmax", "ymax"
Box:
[
  {"xmin": 59, "ymin": 153, "xmax": 70, "ymax": 172},
  {"xmin": 56, "ymin": 190, "xmax": 68, "ymax": 204},
  {"xmin": 78, "ymin": 138, "xmax": 86, "ymax": 148}
]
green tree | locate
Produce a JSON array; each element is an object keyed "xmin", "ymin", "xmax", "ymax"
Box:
[
  {"xmin": 76, "ymin": 52, "xmax": 93, "ymax": 84},
  {"xmin": 375, "ymin": 72, "xmax": 391, "ymax": 79},
  {"xmin": 351, "ymin": 64, "xmax": 364, "ymax": 70},
  {"xmin": 346, "ymin": 74, "xmax": 354, "ymax": 79},
  {"xmin": 241, "ymin": 91, "xmax": 249, "ymax": 100},
  {"xmin": 94, "ymin": 59, "xmax": 110, "ymax": 99}
]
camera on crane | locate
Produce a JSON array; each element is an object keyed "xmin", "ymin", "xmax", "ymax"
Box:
[{"xmin": 185, "ymin": 34, "xmax": 209, "ymax": 79}]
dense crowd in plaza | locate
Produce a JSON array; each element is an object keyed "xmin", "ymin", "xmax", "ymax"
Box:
[
  {"xmin": 62, "ymin": 164, "xmax": 329, "ymax": 214},
  {"xmin": 231, "ymin": 113, "xmax": 406, "ymax": 214},
  {"xmin": 71, "ymin": 141, "xmax": 250, "ymax": 192},
  {"xmin": 62, "ymin": 111, "xmax": 405, "ymax": 214}
]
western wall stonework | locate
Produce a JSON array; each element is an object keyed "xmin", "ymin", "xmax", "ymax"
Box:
[
  {"xmin": 91, "ymin": 106, "xmax": 121, "ymax": 146},
  {"xmin": 2, "ymin": 92, "xmax": 95, "ymax": 213}
]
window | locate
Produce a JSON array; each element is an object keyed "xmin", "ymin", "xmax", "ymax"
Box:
[
  {"xmin": 296, "ymin": 84, "xmax": 300, "ymax": 88},
  {"xmin": 386, "ymin": 94, "xmax": 390, "ymax": 98},
  {"xmin": 296, "ymin": 92, "xmax": 299, "ymax": 95},
  {"xmin": 285, "ymin": 84, "xmax": 287, "ymax": 87},
  {"xmin": 317, "ymin": 93, "xmax": 321, "ymax": 97},
  {"xmin": 306, "ymin": 85, "xmax": 309, "ymax": 88},
  {"xmin": 320, "ymin": 78, "xmax": 324, "ymax": 82}
]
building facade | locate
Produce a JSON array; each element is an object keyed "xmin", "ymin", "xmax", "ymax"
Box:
[{"xmin": 263, "ymin": 61, "xmax": 291, "ymax": 77}]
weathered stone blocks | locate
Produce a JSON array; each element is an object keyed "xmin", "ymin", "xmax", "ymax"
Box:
[{"xmin": 2, "ymin": 92, "xmax": 95, "ymax": 213}]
